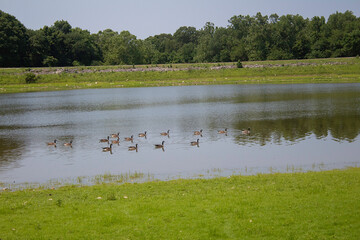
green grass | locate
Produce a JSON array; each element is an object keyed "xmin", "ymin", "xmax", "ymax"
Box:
[
  {"xmin": 1, "ymin": 167, "xmax": 359, "ymax": 239},
  {"xmin": 1, "ymin": 58, "xmax": 360, "ymax": 94}
]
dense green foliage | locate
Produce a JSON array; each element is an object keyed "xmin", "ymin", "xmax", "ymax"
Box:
[
  {"xmin": 0, "ymin": 10, "xmax": 29, "ymax": 67},
  {"xmin": 24, "ymin": 72, "xmax": 37, "ymax": 84},
  {"xmin": 0, "ymin": 168, "xmax": 359, "ymax": 239},
  {"xmin": 1, "ymin": 10, "xmax": 359, "ymax": 67}
]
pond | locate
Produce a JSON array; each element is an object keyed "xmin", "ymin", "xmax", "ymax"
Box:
[{"xmin": 0, "ymin": 83, "xmax": 359, "ymax": 186}]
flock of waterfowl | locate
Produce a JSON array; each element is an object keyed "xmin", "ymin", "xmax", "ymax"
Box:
[{"xmin": 47, "ymin": 127, "xmax": 251, "ymax": 153}]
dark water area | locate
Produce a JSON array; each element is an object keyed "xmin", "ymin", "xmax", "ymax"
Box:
[{"xmin": 0, "ymin": 83, "xmax": 359, "ymax": 186}]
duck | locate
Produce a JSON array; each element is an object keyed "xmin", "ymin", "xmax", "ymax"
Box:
[
  {"xmin": 155, "ymin": 141, "xmax": 165, "ymax": 148},
  {"xmin": 47, "ymin": 139, "xmax": 57, "ymax": 146},
  {"xmin": 124, "ymin": 135, "xmax": 134, "ymax": 142},
  {"xmin": 218, "ymin": 128, "xmax": 228, "ymax": 134},
  {"xmin": 160, "ymin": 130, "xmax": 170, "ymax": 136},
  {"xmin": 99, "ymin": 136, "xmax": 110, "ymax": 143},
  {"xmin": 102, "ymin": 144, "xmax": 113, "ymax": 152},
  {"xmin": 128, "ymin": 144, "xmax": 138, "ymax": 151},
  {"xmin": 191, "ymin": 139, "xmax": 200, "ymax": 146},
  {"xmin": 242, "ymin": 127, "xmax": 251, "ymax": 135},
  {"xmin": 194, "ymin": 129, "xmax": 203, "ymax": 135},
  {"xmin": 111, "ymin": 137, "xmax": 120, "ymax": 144},
  {"xmin": 111, "ymin": 132, "xmax": 120, "ymax": 138},
  {"xmin": 64, "ymin": 140, "xmax": 73, "ymax": 147},
  {"xmin": 138, "ymin": 131, "xmax": 147, "ymax": 137}
]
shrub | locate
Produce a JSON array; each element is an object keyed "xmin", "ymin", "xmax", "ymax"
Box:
[
  {"xmin": 43, "ymin": 56, "xmax": 58, "ymax": 67},
  {"xmin": 72, "ymin": 60, "xmax": 82, "ymax": 66},
  {"xmin": 25, "ymin": 72, "xmax": 37, "ymax": 84},
  {"xmin": 237, "ymin": 60, "xmax": 243, "ymax": 68}
]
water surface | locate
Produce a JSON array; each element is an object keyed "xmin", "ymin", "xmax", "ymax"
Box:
[{"xmin": 0, "ymin": 83, "xmax": 359, "ymax": 185}]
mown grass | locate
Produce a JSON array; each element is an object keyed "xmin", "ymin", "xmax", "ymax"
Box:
[
  {"xmin": 1, "ymin": 58, "xmax": 359, "ymax": 94},
  {"xmin": 1, "ymin": 167, "xmax": 359, "ymax": 239}
]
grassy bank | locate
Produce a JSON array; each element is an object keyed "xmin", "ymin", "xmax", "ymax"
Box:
[
  {"xmin": 1, "ymin": 58, "xmax": 360, "ymax": 94},
  {"xmin": 1, "ymin": 168, "xmax": 359, "ymax": 239}
]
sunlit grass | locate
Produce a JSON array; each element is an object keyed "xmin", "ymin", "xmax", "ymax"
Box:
[
  {"xmin": 0, "ymin": 167, "xmax": 359, "ymax": 239},
  {"xmin": 1, "ymin": 58, "xmax": 359, "ymax": 94}
]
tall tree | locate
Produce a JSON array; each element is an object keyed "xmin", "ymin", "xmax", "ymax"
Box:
[
  {"xmin": 194, "ymin": 22, "xmax": 216, "ymax": 62},
  {"xmin": 144, "ymin": 33, "xmax": 176, "ymax": 63},
  {"xmin": 1, "ymin": 9, "xmax": 360, "ymax": 67},
  {"xmin": 0, "ymin": 10, "xmax": 29, "ymax": 67},
  {"xmin": 97, "ymin": 30, "xmax": 143, "ymax": 65},
  {"xmin": 327, "ymin": 11, "xmax": 359, "ymax": 57},
  {"xmin": 173, "ymin": 26, "xmax": 199, "ymax": 47},
  {"xmin": 306, "ymin": 16, "xmax": 331, "ymax": 58},
  {"xmin": 245, "ymin": 12, "xmax": 270, "ymax": 61},
  {"xmin": 173, "ymin": 26, "xmax": 199, "ymax": 63},
  {"xmin": 66, "ymin": 28, "xmax": 101, "ymax": 65},
  {"xmin": 228, "ymin": 14, "xmax": 253, "ymax": 40},
  {"xmin": 269, "ymin": 14, "xmax": 310, "ymax": 59}
]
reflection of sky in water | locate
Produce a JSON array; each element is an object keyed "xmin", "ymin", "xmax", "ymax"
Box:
[{"xmin": 0, "ymin": 83, "xmax": 359, "ymax": 185}]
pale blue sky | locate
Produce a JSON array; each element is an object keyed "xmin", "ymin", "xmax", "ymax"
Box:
[{"xmin": 1, "ymin": 0, "xmax": 359, "ymax": 39}]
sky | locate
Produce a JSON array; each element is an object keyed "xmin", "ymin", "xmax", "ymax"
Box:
[{"xmin": 1, "ymin": 0, "xmax": 360, "ymax": 39}]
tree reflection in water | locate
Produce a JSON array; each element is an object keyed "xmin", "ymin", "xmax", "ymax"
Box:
[{"xmin": 233, "ymin": 114, "xmax": 360, "ymax": 146}]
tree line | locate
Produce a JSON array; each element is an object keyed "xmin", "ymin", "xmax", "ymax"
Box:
[{"xmin": 1, "ymin": 10, "xmax": 359, "ymax": 67}]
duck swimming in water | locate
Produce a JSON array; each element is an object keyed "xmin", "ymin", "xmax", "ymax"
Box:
[
  {"xmin": 64, "ymin": 140, "xmax": 72, "ymax": 147},
  {"xmin": 128, "ymin": 144, "xmax": 138, "ymax": 151},
  {"xmin": 155, "ymin": 141, "xmax": 165, "ymax": 148},
  {"xmin": 138, "ymin": 131, "xmax": 147, "ymax": 137},
  {"xmin": 124, "ymin": 135, "xmax": 134, "ymax": 142},
  {"xmin": 47, "ymin": 139, "xmax": 57, "ymax": 146},
  {"xmin": 242, "ymin": 127, "xmax": 251, "ymax": 135},
  {"xmin": 102, "ymin": 144, "xmax": 113, "ymax": 152},
  {"xmin": 218, "ymin": 128, "xmax": 228, "ymax": 134},
  {"xmin": 191, "ymin": 139, "xmax": 200, "ymax": 146},
  {"xmin": 194, "ymin": 129, "xmax": 203, "ymax": 136},
  {"xmin": 160, "ymin": 130, "xmax": 170, "ymax": 136},
  {"xmin": 99, "ymin": 136, "xmax": 109, "ymax": 143}
]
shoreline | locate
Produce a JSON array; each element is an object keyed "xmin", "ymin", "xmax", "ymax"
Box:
[
  {"xmin": 1, "ymin": 57, "xmax": 359, "ymax": 94},
  {"xmin": 1, "ymin": 167, "xmax": 359, "ymax": 239}
]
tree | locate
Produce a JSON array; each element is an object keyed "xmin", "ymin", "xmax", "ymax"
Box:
[
  {"xmin": 343, "ymin": 30, "xmax": 360, "ymax": 56},
  {"xmin": 327, "ymin": 11, "xmax": 359, "ymax": 57},
  {"xmin": 268, "ymin": 14, "xmax": 310, "ymax": 59},
  {"xmin": 53, "ymin": 20, "xmax": 72, "ymax": 34},
  {"xmin": 173, "ymin": 26, "xmax": 199, "ymax": 46},
  {"xmin": 0, "ymin": 10, "xmax": 29, "ymax": 67},
  {"xmin": 141, "ymin": 40, "xmax": 160, "ymax": 64},
  {"xmin": 306, "ymin": 16, "xmax": 331, "ymax": 58},
  {"xmin": 173, "ymin": 26, "xmax": 199, "ymax": 63},
  {"xmin": 194, "ymin": 22, "xmax": 215, "ymax": 62},
  {"xmin": 175, "ymin": 42, "xmax": 196, "ymax": 63},
  {"xmin": 1, "ymin": 9, "xmax": 360, "ymax": 67},
  {"xmin": 245, "ymin": 12, "xmax": 270, "ymax": 61},
  {"xmin": 144, "ymin": 34, "xmax": 176, "ymax": 63},
  {"xmin": 66, "ymin": 28, "xmax": 101, "ymax": 65},
  {"xmin": 28, "ymin": 21, "xmax": 73, "ymax": 66},
  {"xmin": 117, "ymin": 31, "xmax": 143, "ymax": 65},
  {"xmin": 212, "ymin": 27, "xmax": 233, "ymax": 62},
  {"xmin": 97, "ymin": 30, "xmax": 143, "ymax": 65},
  {"xmin": 228, "ymin": 14, "xmax": 253, "ymax": 39},
  {"xmin": 27, "ymin": 29, "xmax": 49, "ymax": 66}
]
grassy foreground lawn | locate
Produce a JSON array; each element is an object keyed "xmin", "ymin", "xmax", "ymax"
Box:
[
  {"xmin": 1, "ymin": 168, "xmax": 359, "ymax": 239},
  {"xmin": 1, "ymin": 57, "xmax": 360, "ymax": 94}
]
